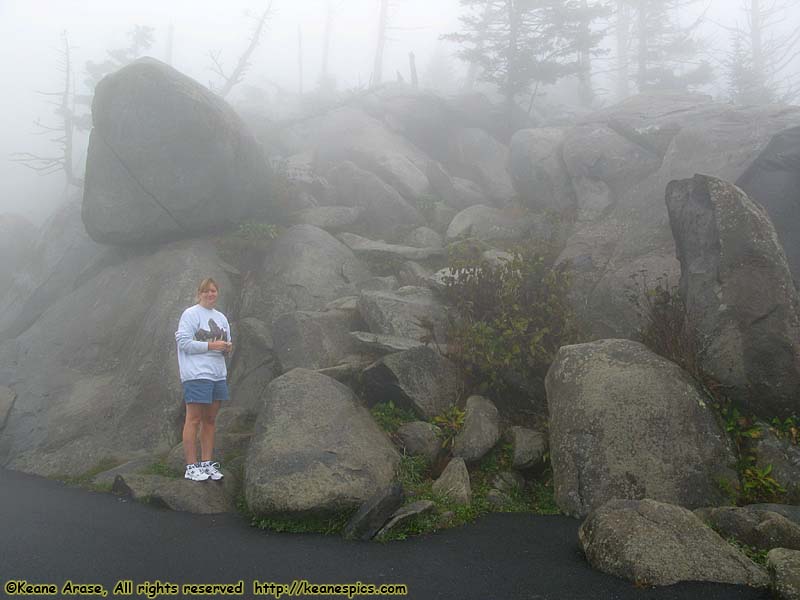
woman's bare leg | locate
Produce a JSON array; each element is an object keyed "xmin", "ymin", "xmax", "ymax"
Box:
[
  {"xmin": 182, "ymin": 403, "xmax": 204, "ymax": 465},
  {"xmin": 199, "ymin": 400, "xmax": 221, "ymax": 462}
]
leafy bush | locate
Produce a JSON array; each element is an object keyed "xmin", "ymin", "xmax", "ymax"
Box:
[
  {"xmin": 370, "ymin": 401, "xmax": 417, "ymax": 433},
  {"xmin": 432, "ymin": 405, "xmax": 466, "ymax": 450},
  {"xmin": 442, "ymin": 244, "xmax": 578, "ymax": 400}
]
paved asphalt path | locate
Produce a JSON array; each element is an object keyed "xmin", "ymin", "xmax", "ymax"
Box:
[{"xmin": 1, "ymin": 468, "xmax": 772, "ymax": 600}]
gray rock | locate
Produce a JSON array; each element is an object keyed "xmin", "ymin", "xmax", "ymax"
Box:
[
  {"xmin": 737, "ymin": 125, "xmax": 800, "ymax": 283},
  {"xmin": 507, "ymin": 427, "xmax": 547, "ymax": 471},
  {"xmin": 0, "ymin": 386, "xmax": 15, "ymax": 431},
  {"xmin": 244, "ymin": 369, "xmax": 399, "ymax": 517},
  {"xmin": 281, "ymin": 151, "xmax": 335, "ymax": 205},
  {"xmin": 0, "ymin": 239, "xmax": 235, "ymax": 477},
  {"xmin": 288, "ymin": 206, "xmax": 364, "ymax": 232},
  {"xmin": 357, "ymin": 276, "xmax": 399, "ymax": 292},
  {"xmin": 0, "ymin": 199, "xmax": 102, "ymax": 340},
  {"xmin": 349, "ymin": 331, "xmax": 425, "ymax": 354},
  {"xmin": 666, "ymin": 174, "xmax": 800, "ymax": 419},
  {"xmin": 83, "ymin": 58, "xmax": 273, "ymax": 245},
  {"xmin": 445, "ymin": 205, "xmax": 546, "ymax": 243},
  {"xmin": 426, "ymin": 161, "xmax": 485, "ymax": 210},
  {"xmin": 432, "ymin": 457, "xmax": 471, "ymax": 505},
  {"xmin": 273, "ymin": 309, "xmax": 362, "ymax": 372},
  {"xmin": 360, "ymin": 152, "xmax": 430, "ymax": 201},
  {"xmin": 240, "ymin": 225, "xmax": 372, "ymax": 327},
  {"xmin": 491, "ymin": 471, "xmax": 525, "ymax": 494},
  {"xmin": 362, "ymin": 346, "xmax": 461, "ymax": 419},
  {"xmin": 545, "ymin": 339, "xmax": 738, "ymax": 518},
  {"xmin": 111, "ymin": 473, "xmax": 237, "ymax": 514},
  {"xmin": 510, "ymin": 128, "xmax": 574, "ymax": 212},
  {"xmin": 694, "ymin": 506, "xmax": 800, "ymax": 552},
  {"xmin": 228, "ymin": 317, "xmax": 277, "ymax": 416},
  {"xmin": 749, "ymin": 504, "xmax": 800, "ymax": 528},
  {"xmin": 405, "ymin": 227, "xmax": 443, "ymax": 249},
  {"xmin": 431, "ymin": 203, "xmax": 459, "ymax": 233},
  {"xmin": 397, "ymin": 262, "xmax": 433, "ymax": 287},
  {"xmin": 452, "ymin": 396, "xmax": 500, "ymax": 464},
  {"xmin": 447, "ymin": 128, "xmax": 515, "ymax": 205},
  {"xmin": 327, "ymin": 161, "xmax": 422, "ymax": 240},
  {"xmin": 487, "ymin": 489, "xmax": 512, "ymax": 508},
  {"xmin": 342, "ymin": 482, "xmax": 404, "ymax": 541},
  {"xmin": 396, "ymin": 421, "xmax": 441, "ymax": 463},
  {"xmin": 91, "ymin": 456, "xmax": 154, "ymax": 486},
  {"xmin": 376, "ymin": 500, "xmax": 435, "ymax": 538},
  {"xmin": 579, "ymin": 498, "xmax": 769, "ymax": 587},
  {"xmin": 338, "ymin": 232, "xmax": 443, "ymax": 261},
  {"xmin": 747, "ymin": 423, "xmax": 800, "ymax": 504},
  {"xmin": 768, "ymin": 548, "xmax": 800, "ymax": 600},
  {"xmin": 324, "ymin": 296, "xmax": 359, "ymax": 312},
  {"xmin": 357, "ymin": 286, "xmax": 448, "ymax": 343},
  {"xmin": 0, "ymin": 214, "xmax": 35, "ymax": 291},
  {"xmin": 555, "ymin": 96, "xmax": 800, "ymax": 339}
]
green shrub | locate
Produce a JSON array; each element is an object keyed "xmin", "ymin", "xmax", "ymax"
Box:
[
  {"xmin": 370, "ymin": 401, "xmax": 417, "ymax": 433},
  {"xmin": 442, "ymin": 244, "xmax": 577, "ymax": 400},
  {"xmin": 431, "ymin": 405, "xmax": 466, "ymax": 450}
]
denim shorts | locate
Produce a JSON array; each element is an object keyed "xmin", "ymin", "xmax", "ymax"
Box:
[{"xmin": 182, "ymin": 379, "xmax": 229, "ymax": 404}]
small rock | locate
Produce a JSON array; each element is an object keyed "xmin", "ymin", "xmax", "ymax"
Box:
[
  {"xmin": 342, "ymin": 482, "xmax": 404, "ymax": 541},
  {"xmin": 396, "ymin": 421, "xmax": 441, "ymax": 463},
  {"xmin": 452, "ymin": 396, "xmax": 500, "ymax": 464},
  {"xmin": 376, "ymin": 500, "xmax": 435, "ymax": 538},
  {"xmin": 432, "ymin": 457, "xmax": 471, "ymax": 505},
  {"xmin": 507, "ymin": 427, "xmax": 547, "ymax": 471}
]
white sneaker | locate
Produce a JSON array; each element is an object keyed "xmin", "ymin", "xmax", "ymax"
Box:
[
  {"xmin": 201, "ymin": 460, "xmax": 224, "ymax": 481},
  {"xmin": 185, "ymin": 463, "xmax": 210, "ymax": 481}
]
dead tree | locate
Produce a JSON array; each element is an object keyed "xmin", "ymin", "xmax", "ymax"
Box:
[
  {"xmin": 370, "ymin": 0, "xmax": 390, "ymax": 87},
  {"xmin": 208, "ymin": 3, "xmax": 274, "ymax": 98},
  {"xmin": 11, "ymin": 31, "xmax": 82, "ymax": 188}
]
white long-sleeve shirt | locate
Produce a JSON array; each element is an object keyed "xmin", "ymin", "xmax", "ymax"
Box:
[{"xmin": 175, "ymin": 304, "xmax": 231, "ymax": 382}]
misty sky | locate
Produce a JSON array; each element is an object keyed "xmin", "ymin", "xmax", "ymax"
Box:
[{"xmin": 1, "ymin": 0, "xmax": 797, "ymax": 224}]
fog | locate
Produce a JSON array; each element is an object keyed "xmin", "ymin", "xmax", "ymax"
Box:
[{"xmin": 1, "ymin": 0, "xmax": 799, "ymax": 223}]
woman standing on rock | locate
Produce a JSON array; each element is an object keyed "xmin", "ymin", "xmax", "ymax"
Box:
[{"xmin": 175, "ymin": 278, "xmax": 232, "ymax": 481}]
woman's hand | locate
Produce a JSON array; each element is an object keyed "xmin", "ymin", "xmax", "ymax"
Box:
[{"xmin": 208, "ymin": 340, "xmax": 231, "ymax": 352}]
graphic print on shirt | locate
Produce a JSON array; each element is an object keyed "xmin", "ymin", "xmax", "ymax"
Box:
[{"xmin": 194, "ymin": 318, "xmax": 228, "ymax": 342}]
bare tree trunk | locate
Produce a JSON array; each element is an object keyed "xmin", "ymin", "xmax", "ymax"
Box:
[
  {"xmin": 212, "ymin": 6, "xmax": 273, "ymax": 98},
  {"xmin": 297, "ymin": 25, "xmax": 303, "ymax": 95},
  {"xmin": 506, "ymin": 0, "xmax": 518, "ymax": 112},
  {"xmin": 616, "ymin": 0, "xmax": 630, "ymax": 100},
  {"xmin": 370, "ymin": 0, "xmax": 389, "ymax": 87},
  {"xmin": 61, "ymin": 34, "xmax": 76, "ymax": 188},
  {"xmin": 409, "ymin": 52, "xmax": 418, "ymax": 87}
]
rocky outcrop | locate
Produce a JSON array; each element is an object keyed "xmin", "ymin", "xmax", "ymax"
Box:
[
  {"xmin": 112, "ymin": 473, "xmax": 237, "ymax": 514},
  {"xmin": 244, "ymin": 369, "xmax": 399, "ymax": 517},
  {"xmin": 768, "ymin": 548, "xmax": 800, "ymax": 600},
  {"xmin": 545, "ymin": 339, "xmax": 738, "ymax": 518},
  {"xmin": 666, "ymin": 174, "xmax": 800, "ymax": 419},
  {"xmin": 272, "ymin": 309, "xmax": 363, "ymax": 372},
  {"xmin": 0, "ymin": 239, "xmax": 236, "ymax": 476},
  {"xmin": 83, "ymin": 58, "xmax": 273, "ymax": 245},
  {"xmin": 553, "ymin": 95, "xmax": 800, "ymax": 338},
  {"xmin": 694, "ymin": 506, "xmax": 800, "ymax": 551},
  {"xmin": 240, "ymin": 225, "xmax": 372, "ymax": 327},
  {"xmin": 0, "ymin": 214, "xmax": 35, "ymax": 291},
  {"xmin": 579, "ymin": 499, "xmax": 769, "ymax": 587},
  {"xmin": 361, "ymin": 347, "xmax": 461, "ymax": 419},
  {"xmin": 737, "ymin": 125, "xmax": 800, "ymax": 283},
  {"xmin": 509, "ymin": 128, "xmax": 574, "ymax": 212},
  {"xmin": 357, "ymin": 286, "xmax": 448, "ymax": 343},
  {"xmin": 447, "ymin": 128, "xmax": 515, "ymax": 205},
  {"xmin": 445, "ymin": 205, "xmax": 547, "ymax": 243}
]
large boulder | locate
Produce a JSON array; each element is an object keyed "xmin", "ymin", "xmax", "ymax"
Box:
[
  {"xmin": 445, "ymin": 204, "xmax": 547, "ymax": 243},
  {"xmin": 555, "ymin": 95, "xmax": 800, "ymax": 338},
  {"xmin": 240, "ymin": 225, "xmax": 372, "ymax": 327},
  {"xmin": 272, "ymin": 309, "xmax": 363, "ymax": 372},
  {"xmin": 326, "ymin": 161, "xmax": 422, "ymax": 240},
  {"xmin": 0, "ymin": 199, "xmax": 102, "ymax": 339},
  {"xmin": 737, "ymin": 125, "xmax": 800, "ymax": 283},
  {"xmin": 579, "ymin": 499, "xmax": 769, "ymax": 587},
  {"xmin": 357, "ymin": 286, "xmax": 448, "ymax": 344},
  {"xmin": 0, "ymin": 239, "xmax": 235, "ymax": 476},
  {"xmin": 446, "ymin": 128, "xmax": 516, "ymax": 205},
  {"xmin": 0, "ymin": 214, "xmax": 35, "ymax": 291},
  {"xmin": 83, "ymin": 58, "xmax": 274, "ymax": 245},
  {"xmin": 509, "ymin": 128, "xmax": 574, "ymax": 212},
  {"xmin": 545, "ymin": 339, "xmax": 738, "ymax": 518},
  {"xmin": 362, "ymin": 346, "xmax": 461, "ymax": 419},
  {"xmin": 666, "ymin": 174, "xmax": 800, "ymax": 419},
  {"xmin": 244, "ymin": 369, "xmax": 399, "ymax": 517},
  {"xmin": 768, "ymin": 548, "xmax": 800, "ymax": 600},
  {"xmin": 694, "ymin": 506, "xmax": 800, "ymax": 552}
]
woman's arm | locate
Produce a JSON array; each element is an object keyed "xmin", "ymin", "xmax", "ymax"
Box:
[{"xmin": 175, "ymin": 314, "xmax": 209, "ymax": 354}]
